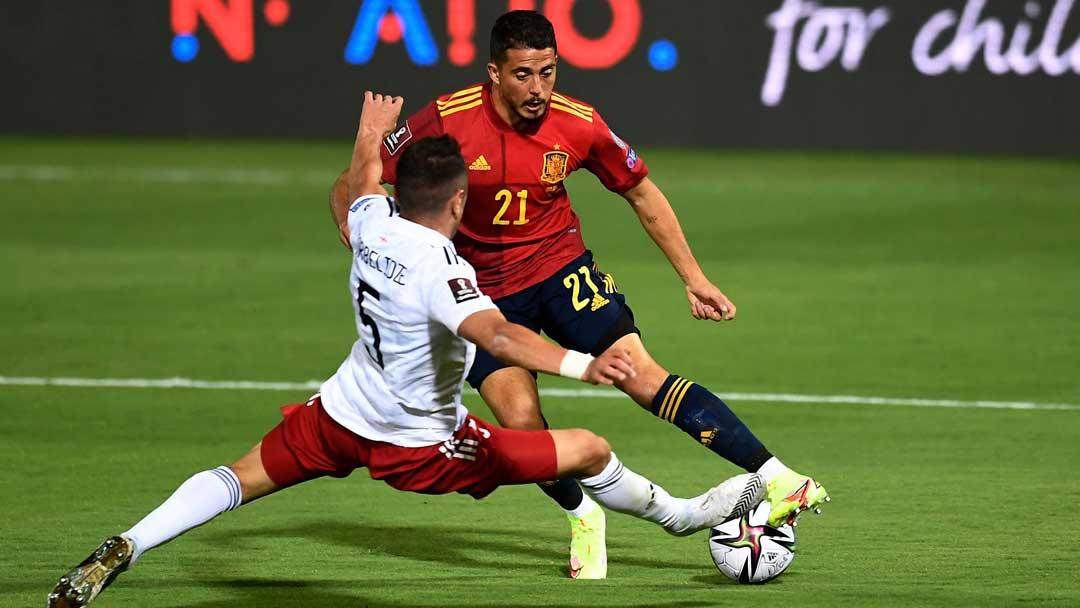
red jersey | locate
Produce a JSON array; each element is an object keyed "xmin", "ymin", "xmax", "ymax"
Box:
[{"xmin": 381, "ymin": 83, "xmax": 648, "ymax": 299}]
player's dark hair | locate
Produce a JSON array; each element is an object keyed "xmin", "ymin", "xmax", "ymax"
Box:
[
  {"xmin": 395, "ymin": 136, "xmax": 467, "ymax": 219},
  {"xmin": 490, "ymin": 10, "xmax": 557, "ymax": 63}
]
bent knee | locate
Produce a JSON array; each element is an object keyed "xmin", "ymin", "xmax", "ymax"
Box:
[{"xmin": 577, "ymin": 429, "xmax": 611, "ymax": 473}]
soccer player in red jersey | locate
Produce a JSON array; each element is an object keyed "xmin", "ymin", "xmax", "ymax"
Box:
[{"xmin": 372, "ymin": 11, "xmax": 829, "ymax": 579}]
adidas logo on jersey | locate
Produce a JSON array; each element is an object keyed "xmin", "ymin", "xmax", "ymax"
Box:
[{"xmin": 469, "ymin": 155, "xmax": 492, "ymax": 171}]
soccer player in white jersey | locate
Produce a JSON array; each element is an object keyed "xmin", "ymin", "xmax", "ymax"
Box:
[{"xmin": 47, "ymin": 93, "xmax": 764, "ymax": 607}]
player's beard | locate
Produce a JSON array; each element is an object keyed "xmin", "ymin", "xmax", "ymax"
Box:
[{"xmin": 519, "ymin": 97, "xmax": 547, "ymax": 122}]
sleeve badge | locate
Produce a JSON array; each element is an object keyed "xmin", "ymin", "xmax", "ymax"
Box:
[
  {"xmin": 447, "ymin": 278, "xmax": 480, "ymax": 303},
  {"xmin": 383, "ymin": 122, "xmax": 413, "ymax": 156}
]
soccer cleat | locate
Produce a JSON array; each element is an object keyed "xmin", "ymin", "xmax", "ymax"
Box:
[
  {"xmin": 567, "ymin": 504, "xmax": 607, "ymax": 579},
  {"xmin": 671, "ymin": 472, "xmax": 765, "ymax": 536},
  {"xmin": 47, "ymin": 536, "xmax": 134, "ymax": 608},
  {"xmin": 764, "ymin": 469, "xmax": 830, "ymax": 527}
]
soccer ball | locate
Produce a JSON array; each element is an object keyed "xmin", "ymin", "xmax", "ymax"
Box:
[{"xmin": 708, "ymin": 500, "xmax": 796, "ymax": 584}]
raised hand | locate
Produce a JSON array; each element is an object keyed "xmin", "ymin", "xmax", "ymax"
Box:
[{"xmin": 358, "ymin": 91, "xmax": 404, "ymax": 139}]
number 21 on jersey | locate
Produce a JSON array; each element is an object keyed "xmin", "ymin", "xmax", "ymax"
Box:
[
  {"xmin": 563, "ymin": 266, "xmax": 611, "ymax": 312},
  {"xmin": 492, "ymin": 188, "xmax": 528, "ymax": 226}
]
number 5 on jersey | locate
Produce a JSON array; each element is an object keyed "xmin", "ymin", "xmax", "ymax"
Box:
[
  {"xmin": 493, "ymin": 188, "xmax": 528, "ymax": 226},
  {"xmin": 356, "ymin": 279, "xmax": 384, "ymax": 368}
]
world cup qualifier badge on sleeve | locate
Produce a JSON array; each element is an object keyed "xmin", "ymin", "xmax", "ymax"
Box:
[
  {"xmin": 383, "ymin": 122, "xmax": 413, "ymax": 156},
  {"xmin": 448, "ymin": 278, "xmax": 480, "ymax": 303}
]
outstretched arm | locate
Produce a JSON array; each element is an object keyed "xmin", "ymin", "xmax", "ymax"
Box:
[
  {"xmin": 346, "ymin": 91, "xmax": 401, "ymax": 202},
  {"xmin": 621, "ymin": 176, "xmax": 736, "ymax": 322},
  {"xmin": 329, "ymin": 92, "xmax": 403, "ymax": 246},
  {"xmin": 458, "ymin": 309, "xmax": 635, "ymax": 385}
]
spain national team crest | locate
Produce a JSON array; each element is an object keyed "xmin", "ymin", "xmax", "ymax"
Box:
[{"xmin": 541, "ymin": 149, "xmax": 570, "ymax": 184}]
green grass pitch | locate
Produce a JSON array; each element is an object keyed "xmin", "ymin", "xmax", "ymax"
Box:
[{"xmin": 2, "ymin": 138, "xmax": 1079, "ymax": 607}]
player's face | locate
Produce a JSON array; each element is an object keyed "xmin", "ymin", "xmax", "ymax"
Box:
[{"xmin": 489, "ymin": 48, "xmax": 557, "ymax": 124}]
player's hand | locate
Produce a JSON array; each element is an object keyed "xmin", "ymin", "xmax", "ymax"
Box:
[
  {"xmin": 583, "ymin": 348, "xmax": 636, "ymax": 385},
  {"xmin": 359, "ymin": 91, "xmax": 404, "ymax": 139},
  {"xmin": 686, "ymin": 279, "xmax": 737, "ymax": 322}
]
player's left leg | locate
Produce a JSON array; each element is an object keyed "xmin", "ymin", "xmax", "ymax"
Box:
[
  {"xmin": 476, "ymin": 421, "xmax": 762, "ymax": 578},
  {"xmin": 547, "ymin": 429, "xmax": 764, "ymax": 536},
  {"xmin": 609, "ymin": 333, "xmax": 829, "ymax": 527},
  {"xmin": 539, "ymin": 255, "xmax": 828, "ymax": 527}
]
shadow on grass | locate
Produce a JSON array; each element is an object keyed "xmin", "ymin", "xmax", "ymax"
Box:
[
  {"xmin": 204, "ymin": 520, "xmax": 704, "ymax": 573},
  {"xmin": 688, "ymin": 571, "xmax": 801, "ymax": 586},
  {"xmin": 156, "ymin": 520, "xmax": 719, "ymax": 607},
  {"xmin": 22, "ymin": 520, "xmax": 720, "ymax": 607},
  {"xmin": 176, "ymin": 578, "xmax": 718, "ymax": 608}
]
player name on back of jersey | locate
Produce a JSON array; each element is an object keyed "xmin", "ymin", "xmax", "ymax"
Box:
[{"xmin": 356, "ymin": 235, "xmax": 408, "ymax": 285}]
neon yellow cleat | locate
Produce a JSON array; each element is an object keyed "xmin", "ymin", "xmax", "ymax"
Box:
[
  {"xmin": 567, "ymin": 504, "xmax": 607, "ymax": 579},
  {"xmin": 765, "ymin": 470, "xmax": 830, "ymax": 528}
]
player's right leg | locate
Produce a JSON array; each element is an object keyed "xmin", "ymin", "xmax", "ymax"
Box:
[
  {"xmin": 47, "ymin": 444, "xmax": 280, "ymax": 607},
  {"xmin": 47, "ymin": 397, "xmax": 350, "ymax": 607},
  {"xmin": 549, "ymin": 429, "xmax": 765, "ymax": 537}
]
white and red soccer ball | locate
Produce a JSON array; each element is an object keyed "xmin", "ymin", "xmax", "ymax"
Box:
[{"xmin": 708, "ymin": 500, "xmax": 796, "ymax": 584}]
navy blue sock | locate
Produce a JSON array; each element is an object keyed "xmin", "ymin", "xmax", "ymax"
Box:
[
  {"xmin": 651, "ymin": 374, "xmax": 772, "ymax": 472},
  {"xmin": 538, "ymin": 478, "xmax": 586, "ymax": 511},
  {"xmin": 533, "ymin": 414, "xmax": 585, "ymax": 510}
]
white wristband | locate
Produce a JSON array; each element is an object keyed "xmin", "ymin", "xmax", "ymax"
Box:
[{"xmin": 559, "ymin": 350, "xmax": 594, "ymax": 380}]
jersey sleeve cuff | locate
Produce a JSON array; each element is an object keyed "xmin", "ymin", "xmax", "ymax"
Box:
[
  {"xmin": 611, "ymin": 166, "xmax": 649, "ymax": 194},
  {"xmin": 445, "ymin": 296, "xmax": 498, "ymax": 336}
]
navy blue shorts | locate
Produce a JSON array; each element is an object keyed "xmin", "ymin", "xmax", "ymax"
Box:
[{"xmin": 466, "ymin": 250, "xmax": 640, "ymax": 390}]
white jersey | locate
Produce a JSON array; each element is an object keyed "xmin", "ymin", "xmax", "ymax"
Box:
[{"xmin": 319, "ymin": 194, "xmax": 497, "ymax": 447}]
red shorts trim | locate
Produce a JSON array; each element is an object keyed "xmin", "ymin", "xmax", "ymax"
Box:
[{"xmin": 260, "ymin": 397, "xmax": 557, "ymax": 499}]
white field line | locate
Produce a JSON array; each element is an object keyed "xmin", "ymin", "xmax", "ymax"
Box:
[
  {"xmin": 0, "ymin": 164, "xmax": 331, "ymax": 186},
  {"xmin": 6, "ymin": 162, "xmax": 1074, "ymax": 414},
  {"xmin": 1, "ymin": 375, "xmax": 1077, "ymax": 412}
]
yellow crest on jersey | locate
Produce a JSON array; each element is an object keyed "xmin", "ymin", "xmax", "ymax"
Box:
[{"xmin": 541, "ymin": 150, "xmax": 569, "ymax": 184}]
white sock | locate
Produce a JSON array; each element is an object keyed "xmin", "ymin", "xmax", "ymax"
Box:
[
  {"xmin": 756, "ymin": 457, "xmax": 789, "ymax": 484},
  {"xmin": 566, "ymin": 493, "xmax": 598, "ymax": 519},
  {"xmin": 578, "ymin": 453, "xmax": 692, "ymax": 534},
  {"xmin": 123, "ymin": 466, "xmax": 242, "ymax": 564}
]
